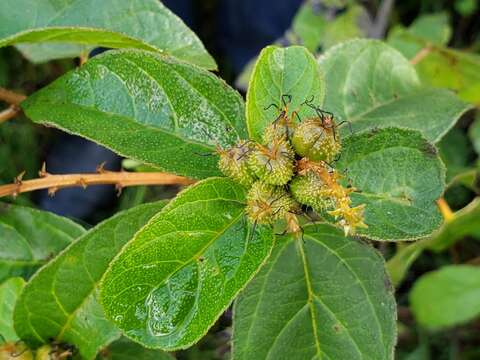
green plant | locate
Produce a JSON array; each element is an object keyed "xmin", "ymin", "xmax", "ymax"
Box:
[{"xmin": 0, "ymin": 1, "xmax": 479, "ymax": 359}]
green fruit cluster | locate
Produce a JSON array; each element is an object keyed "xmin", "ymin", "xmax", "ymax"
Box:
[{"xmin": 218, "ymin": 112, "xmax": 349, "ymax": 230}]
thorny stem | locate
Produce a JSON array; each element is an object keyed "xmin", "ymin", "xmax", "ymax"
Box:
[
  {"xmin": 0, "ymin": 164, "xmax": 195, "ymax": 198},
  {"xmin": 0, "ymin": 87, "xmax": 27, "ymax": 106},
  {"xmin": 0, "ymin": 106, "xmax": 21, "ymax": 123}
]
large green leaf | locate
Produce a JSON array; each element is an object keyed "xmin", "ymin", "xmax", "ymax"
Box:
[
  {"xmin": 410, "ymin": 265, "xmax": 480, "ymax": 329},
  {"xmin": 14, "ymin": 201, "xmax": 167, "ymax": 360},
  {"xmin": 100, "ymin": 177, "xmax": 274, "ymax": 350},
  {"xmin": 337, "ymin": 127, "xmax": 445, "ymax": 241},
  {"xmin": 0, "ymin": 203, "xmax": 84, "ymax": 283},
  {"xmin": 22, "ymin": 49, "xmax": 246, "ymax": 180},
  {"xmin": 318, "ymin": 39, "xmax": 471, "ymax": 143},
  {"xmin": 246, "ymin": 46, "xmax": 324, "ymax": 142},
  {"xmin": 97, "ymin": 338, "xmax": 173, "ymax": 360},
  {"xmin": 0, "ymin": 277, "xmax": 25, "ymax": 342},
  {"xmin": 0, "ymin": 0, "xmax": 215, "ymax": 69},
  {"xmin": 232, "ymin": 224, "xmax": 396, "ymax": 360}
]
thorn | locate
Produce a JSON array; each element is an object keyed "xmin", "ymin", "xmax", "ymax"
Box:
[
  {"xmin": 96, "ymin": 162, "xmax": 107, "ymax": 174},
  {"xmin": 77, "ymin": 178, "xmax": 88, "ymax": 189},
  {"xmin": 115, "ymin": 183, "xmax": 123, "ymax": 196},
  {"xmin": 48, "ymin": 187, "xmax": 58, "ymax": 197},
  {"xmin": 38, "ymin": 162, "xmax": 50, "ymax": 177},
  {"xmin": 14, "ymin": 171, "xmax": 25, "ymax": 184}
]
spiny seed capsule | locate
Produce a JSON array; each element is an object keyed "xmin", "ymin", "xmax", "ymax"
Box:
[
  {"xmin": 262, "ymin": 114, "xmax": 296, "ymax": 144},
  {"xmin": 246, "ymin": 181, "xmax": 297, "ymax": 225},
  {"xmin": 34, "ymin": 345, "xmax": 52, "ymax": 360},
  {"xmin": 218, "ymin": 141, "xmax": 256, "ymax": 187},
  {"xmin": 291, "ymin": 118, "xmax": 341, "ymax": 163},
  {"xmin": 249, "ymin": 138, "xmax": 295, "ymax": 186},
  {"xmin": 0, "ymin": 343, "xmax": 33, "ymax": 360},
  {"xmin": 290, "ymin": 172, "xmax": 334, "ymax": 212}
]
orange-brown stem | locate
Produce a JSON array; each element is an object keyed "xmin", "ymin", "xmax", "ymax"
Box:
[
  {"xmin": 0, "ymin": 106, "xmax": 21, "ymax": 123},
  {"xmin": 0, "ymin": 87, "xmax": 27, "ymax": 106},
  {"xmin": 0, "ymin": 169, "xmax": 195, "ymax": 198}
]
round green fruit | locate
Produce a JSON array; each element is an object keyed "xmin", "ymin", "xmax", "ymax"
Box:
[
  {"xmin": 290, "ymin": 172, "xmax": 334, "ymax": 212},
  {"xmin": 34, "ymin": 345, "xmax": 52, "ymax": 360},
  {"xmin": 291, "ymin": 119, "xmax": 341, "ymax": 162},
  {"xmin": 249, "ymin": 139, "xmax": 294, "ymax": 186},
  {"xmin": 218, "ymin": 141, "xmax": 256, "ymax": 187},
  {"xmin": 246, "ymin": 181, "xmax": 297, "ymax": 225}
]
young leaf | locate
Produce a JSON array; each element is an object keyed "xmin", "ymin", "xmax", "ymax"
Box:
[
  {"xmin": 13, "ymin": 201, "xmax": 167, "ymax": 360},
  {"xmin": 318, "ymin": 39, "xmax": 471, "ymax": 142},
  {"xmin": 0, "ymin": 203, "xmax": 85, "ymax": 283},
  {"xmin": 232, "ymin": 224, "xmax": 396, "ymax": 360},
  {"xmin": 0, "ymin": 0, "xmax": 215, "ymax": 69},
  {"xmin": 22, "ymin": 49, "xmax": 246, "ymax": 180},
  {"xmin": 0, "ymin": 277, "xmax": 25, "ymax": 342},
  {"xmin": 337, "ymin": 127, "xmax": 445, "ymax": 241},
  {"xmin": 97, "ymin": 338, "xmax": 173, "ymax": 360},
  {"xmin": 246, "ymin": 45, "xmax": 324, "ymax": 142},
  {"xmin": 100, "ymin": 177, "xmax": 274, "ymax": 350},
  {"xmin": 410, "ymin": 265, "xmax": 480, "ymax": 329}
]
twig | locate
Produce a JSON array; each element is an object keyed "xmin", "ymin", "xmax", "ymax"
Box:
[
  {"xmin": 0, "ymin": 87, "xmax": 27, "ymax": 106},
  {"xmin": 437, "ymin": 197, "xmax": 454, "ymax": 222},
  {"xmin": 0, "ymin": 106, "xmax": 21, "ymax": 123},
  {"xmin": 369, "ymin": 0, "xmax": 395, "ymax": 39},
  {"xmin": 410, "ymin": 45, "xmax": 433, "ymax": 65},
  {"xmin": 0, "ymin": 164, "xmax": 195, "ymax": 198}
]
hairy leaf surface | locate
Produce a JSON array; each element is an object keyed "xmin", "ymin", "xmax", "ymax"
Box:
[
  {"xmin": 22, "ymin": 50, "xmax": 246, "ymax": 179},
  {"xmin": 337, "ymin": 127, "xmax": 445, "ymax": 241},
  {"xmin": 318, "ymin": 39, "xmax": 471, "ymax": 142},
  {"xmin": 14, "ymin": 201, "xmax": 167, "ymax": 360},
  {"xmin": 0, "ymin": 203, "xmax": 84, "ymax": 282},
  {"xmin": 0, "ymin": 0, "xmax": 215, "ymax": 68},
  {"xmin": 233, "ymin": 224, "xmax": 396, "ymax": 360},
  {"xmin": 101, "ymin": 178, "xmax": 274, "ymax": 350}
]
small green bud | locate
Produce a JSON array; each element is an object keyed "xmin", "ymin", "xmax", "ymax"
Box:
[
  {"xmin": 218, "ymin": 141, "xmax": 256, "ymax": 187},
  {"xmin": 290, "ymin": 172, "xmax": 334, "ymax": 212},
  {"xmin": 34, "ymin": 345, "xmax": 52, "ymax": 360},
  {"xmin": 246, "ymin": 181, "xmax": 298, "ymax": 224},
  {"xmin": 249, "ymin": 138, "xmax": 294, "ymax": 186},
  {"xmin": 291, "ymin": 118, "xmax": 341, "ymax": 162}
]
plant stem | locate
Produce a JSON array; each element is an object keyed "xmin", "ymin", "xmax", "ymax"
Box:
[
  {"xmin": 437, "ymin": 197, "xmax": 454, "ymax": 222},
  {"xmin": 0, "ymin": 167, "xmax": 195, "ymax": 198},
  {"xmin": 0, "ymin": 87, "xmax": 27, "ymax": 106},
  {"xmin": 410, "ymin": 45, "xmax": 432, "ymax": 65},
  {"xmin": 0, "ymin": 106, "xmax": 21, "ymax": 123}
]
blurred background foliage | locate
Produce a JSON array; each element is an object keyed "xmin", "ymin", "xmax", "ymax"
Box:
[{"xmin": 0, "ymin": 0, "xmax": 480, "ymax": 358}]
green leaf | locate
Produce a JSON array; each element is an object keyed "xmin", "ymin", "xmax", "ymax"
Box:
[
  {"xmin": 438, "ymin": 128, "xmax": 474, "ymax": 182},
  {"xmin": 337, "ymin": 127, "xmax": 445, "ymax": 241},
  {"xmin": 406, "ymin": 13, "xmax": 452, "ymax": 45},
  {"xmin": 0, "ymin": 277, "xmax": 25, "ymax": 342},
  {"xmin": 13, "ymin": 201, "xmax": 167, "ymax": 360},
  {"xmin": 318, "ymin": 39, "xmax": 471, "ymax": 142},
  {"xmin": 0, "ymin": 203, "xmax": 84, "ymax": 283},
  {"xmin": 0, "ymin": 0, "xmax": 215, "ymax": 69},
  {"xmin": 97, "ymin": 338, "xmax": 173, "ymax": 360},
  {"xmin": 22, "ymin": 49, "xmax": 246, "ymax": 180},
  {"xmin": 246, "ymin": 45, "xmax": 324, "ymax": 142},
  {"xmin": 232, "ymin": 223, "xmax": 396, "ymax": 360},
  {"xmin": 469, "ymin": 115, "xmax": 480, "ymax": 156},
  {"xmin": 388, "ymin": 25, "xmax": 480, "ymax": 106},
  {"xmin": 410, "ymin": 265, "xmax": 480, "ymax": 329},
  {"xmin": 100, "ymin": 177, "xmax": 274, "ymax": 350}
]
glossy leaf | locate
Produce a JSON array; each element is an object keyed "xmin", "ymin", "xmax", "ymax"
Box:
[
  {"xmin": 0, "ymin": 202, "xmax": 84, "ymax": 283},
  {"xmin": 410, "ymin": 265, "xmax": 480, "ymax": 329},
  {"xmin": 337, "ymin": 127, "xmax": 445, "ymax": 241},
  {"xmin": 0, "ymin": 0, "xmax": 215, "ymax": 69},
  {"xmin": 101, "ymin": 177, "xmax": 274, "ymax": 350},
  {"xmin": 318, "ymin": 39, "xmax": 471, "ymax": 142},
  {"xmin": 97, "ymin": 338, "xmax": 173, "ymax": 360},
  {"xmin": 14, "ymin": 201, "xmax": 167, "ymax": 360},
  {"xmin": 0, "ymin": 277, "xmax": 25, "ymax": 342},
  {"xmin": 22, "ymin": 49, "xmax": 246, "ymax": 180},
  {"xmin": 233, "ymin": 224, "xmax": 396, "ymax": 360},
  {"xmin": 246, "ymin": 46, "xmax": 324, "ymax": 142}
]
